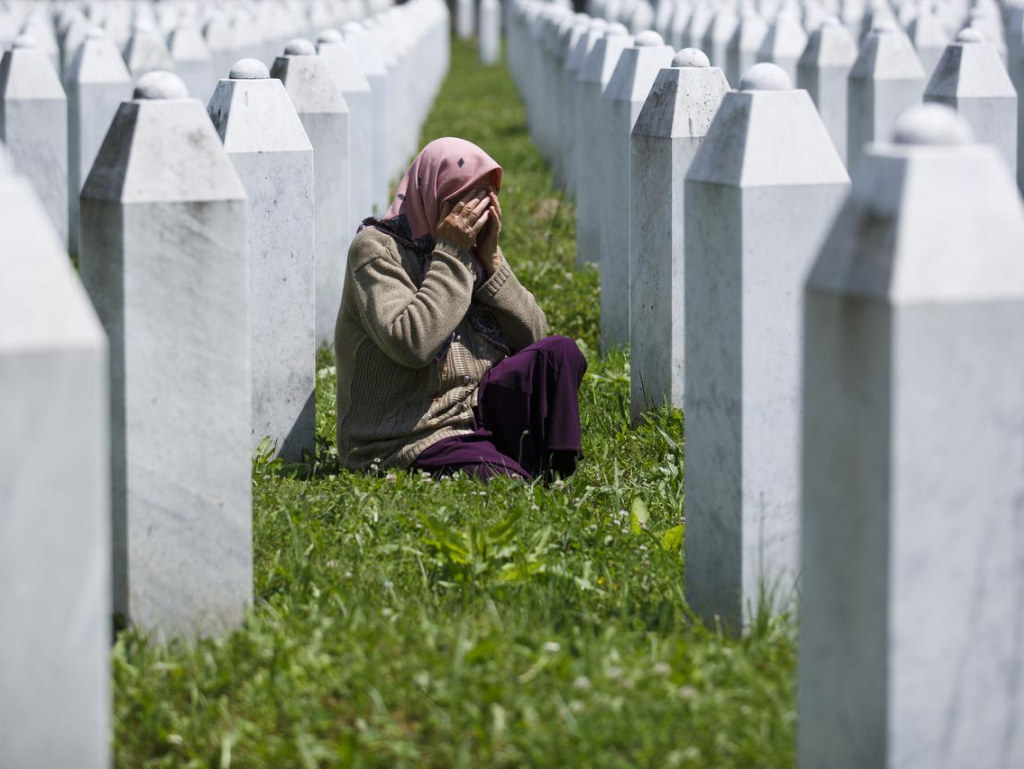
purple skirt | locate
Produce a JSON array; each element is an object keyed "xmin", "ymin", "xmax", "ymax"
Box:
[{"xmin": 412, "ymin": 335, "xmax": 587, "ymax": 481}]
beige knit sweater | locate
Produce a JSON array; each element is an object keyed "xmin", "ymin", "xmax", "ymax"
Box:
[{"xmin": 334, "ymin": 226, "xmax": 547, "ymax": 470}]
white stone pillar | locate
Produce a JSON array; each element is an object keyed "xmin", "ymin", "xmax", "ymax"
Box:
[
  {"xmin": 701, "ymin": 6, "xmax": 737, "ymax": 71},
  {"xmin": 629, "ymin": 48, "xmax": 728, "ymax": 420},
  {"xmin": 800, "ymin": 103, "xmax": 1024, "ymax": 769},
  {"xmin": 65, "ymin": 27, "xmax": 131, "ymax": 257},
  {"xmin": 847, "ymin": 20, "xmax": 925, "ymax": 170},
  {"xmin": 0, "ymin": 35, "xmax": 69, "ymax": 247},
  {"xmin": 457, "ymin": 0, "xmax": 476, "ymax": 40},
  {"xmin": 726, "ymin": 9, "xmax": 767, "ymax": 87},
  {"xmin": 209, "ymin": 59, "xmax": 316, "ymax": 462},
  {"xmin": 756, "ymin": 9, "xmax": 808, "ymax": 84},
  {"xmin": 576, "ymin": 23, "xmax": 632, "ymax": 266},
  {"xmin": 480, "ymin": 0, "xmax": 502, "ymax": 64},
  {"xmin": 343, "ymin": 21, "xmax": 391, "ymax": 213},
  {"xmin": 684, "ymin": 63, "xmax": 850, "ymax": 631},
  {"xmin": 168, "ymin": 21, "xmax": 214, "ymax": 100},
  {"xmin": 906, "ymin": 6, "xmax": 948, "ymax": 80},
  {"xmin": 122, "ymin": 20, "xmax": 175, "ymax": 82},
  {"xmin": 0, "ymin": 146, "xmax": 109, "ymax": 769},
  {"xmin": 599, "ymin": 30, "xmax": 674, "ymax": 350},
  {"xmin": 798, "ymin": 16, "xmax": 858, "ymax": 164},
  {"xmin": 565, "ymin": 17, "xmax": 608, "ymax": 197},
  {"xmin": 924, "ymin": 29, "xmax": 1017, "ymax": 176},
  {"xmin": 79, "ymin": 71, "xmax": 252, "ymax": 640},
  {"xmin": 318, "ymin": 29, "xmax": 375, "ymax": 225},
  {"xmin": 1009, "ymin": 7, "xmax": 1024, "ymax": 192},
  {"xmin": 271, "ymin": 39, "xmax": 352, "ymax": 348}
]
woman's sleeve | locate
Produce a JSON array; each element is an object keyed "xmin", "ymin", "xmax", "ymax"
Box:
[
  {"xmin": 351, "ymin": 238, "xmax": 476, "ymax": 368},
  {"xmin": 473, "ymin": 249, "xmax": 548, "ymax": 351}
]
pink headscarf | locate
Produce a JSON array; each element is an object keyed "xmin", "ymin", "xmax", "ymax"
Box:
[{"xmin": 385, "ymin": 137, "xmax": 502, "ymax": 241}]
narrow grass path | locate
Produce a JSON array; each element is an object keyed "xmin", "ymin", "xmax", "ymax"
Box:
[{"xmin": 112, "ymin": 40, "xmax": 796, "ymax": 768}]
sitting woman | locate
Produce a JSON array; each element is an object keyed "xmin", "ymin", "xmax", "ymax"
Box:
[{"xmin": 334, "ymin": 137, "xmax": 587, "ymax": 481}]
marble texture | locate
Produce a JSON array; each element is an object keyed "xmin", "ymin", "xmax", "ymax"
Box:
[
  {"xmin": 272, "ymin": 47, "xmax": 352, "ymax": 347},
  {"xmin": 209, "ymin": 66, "xmax": 316, "ymax": 462},
  {"xmin": 847, "ymin": 24, "xmax": 926, "ymax": 171},
  {"xmin": 0, "ymin": 159, "xmax": 109, "ymax": 769},
  {"xmin": 575, "ymin": 26, "xmax": 632, "ymax": 267},
  {"xmin": 800, "ymin": 104, "xmax": 1024, "ymax": 769},
  {"xmin": 798, "ymin": 17, "xmax": 858, "ymax": 164},
  {"xmin": 65, "ymin": 29, "xmax": 132, "ymax": 257},
  {"xmin": 79, "ymin": 75, "xmax": 252, "ymax": 640},
  {"xmin": 684, "ymin": 65, "xmax": 850, "ymax": 631},
  {"xmin": 629, "ymin": 54, "xmax": 728, "ymax": 421},
  {"xmin": 318, "ymin": 31, "xmax": 375, "ymax": 227},
  {"xmin": 0, "ymin": 38, "xmax": 69, "ymax": 247},
  {"xmin": 599, "ymin": 32, "xmax": 674, "ymax": 351},
  {"xmin": 924, "ymin": 32, "xmax": 1018, "ymax": 177}
]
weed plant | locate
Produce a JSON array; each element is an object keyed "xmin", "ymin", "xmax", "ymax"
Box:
[{"xmin": 112, "ymin": 40, "xmax": 796, "ymax": 768}]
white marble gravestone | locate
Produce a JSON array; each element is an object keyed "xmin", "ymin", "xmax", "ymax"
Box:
[
  {"xmin": 923, "ymin": 29, "xmax": 1017, "ymax": 176},
  {"xmin": 0, "ymin": 35, "xmax": 68, "ymax": 246},
  {"xmin": 906, "ymin": 5, "xmax": 948, "ymax": 79},
  {"xmin": 79, "ymin": 71, "xmax": 252, "ymax": 640},
  {"xmin": 0, "ymin": 148, "xmax": 109, "ymax": 769},
  {"xmin": 122, "ymin": 20, "xmax": 175, "ymax": 81},
  {"xmin": 1010, "ymin": 7, "xmax": 1024, "ymax": 191},
  {"xmin": 599, "ymin": 30, "xmax": 674, "ymax": 350},
  {"xmin": 65, "ymin": 27, "xmax": 131, "ymax": 257},
  {"xmin": 684, "ymin": 63, "xmax": 850, "ymax": 631},
  {"xmin": 575, "ymin": 23, "xmax": 632, "ymax": 266},
  {"xmin": 317, "ymin": 29, "xmax": 374, "ymax": 229},
  {"xmin": 209, "ymin": 59, "xmax": 316, "ymax": 462},
  {"xmin": 480, "ymin": 0, "xmax": 501, "ymax": 64},
  {"xmin": 847, "ymin": 21, "xmax": 925, "ymax": 170},
  {"xmin": 798, "ymin": 16, "xmax": 858, "ymax": 163},
  {"xmin": 342, "ymin": 21, "xmax": 390, "ymax": 213},
  {"xmin": 272, "ymin": 39, "xmax": 352, "ymax": 347},
  {"xmin": 629, "ymin": 48, "xmax": 727, "ymax": 420},
  {"xmin": 457, "ymin": 0, "xmax": 476, "ymax": 40},
  {"xmin": 800, "ymin": 103, "xmax": 1024, "ymax": 769},
  {"xmin": 203, "ymin": 13, "xmax": 240, "ymax": 93},
  {"xmin": 726, "ymin": 9, "xmax": 768, "ymax": 87},
  {"xmin": 701, "ymin": 6, "xmax": 737, "ymax": 71},
  {"xmin": 756, "ymin": 9, "xmax": 807, "ymax": 83},
  {"xmin": 168, "ymin": 21, "xmax": 214, "ymax": 101},
  {"xmin": 565, "ymin": 17, "xmax": 607, "ymax": 195}
]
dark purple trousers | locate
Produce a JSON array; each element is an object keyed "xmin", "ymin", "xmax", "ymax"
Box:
[{"xmin": 412, "ymin": 335, "xmax": 587, "ymax": 481}]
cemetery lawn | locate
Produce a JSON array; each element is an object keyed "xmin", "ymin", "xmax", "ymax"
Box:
[{"xmin": 112, "ymin": 40, "xmax": 796, "ymax": 768}]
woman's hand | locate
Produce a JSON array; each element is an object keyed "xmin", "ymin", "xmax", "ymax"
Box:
[
  {"xmin": 476, "ymin": 190, "xmax": 502, "ymax": 278},
  {"xmin": 435, "ymin": 190, "xmax": 490, "ymax": 254}
]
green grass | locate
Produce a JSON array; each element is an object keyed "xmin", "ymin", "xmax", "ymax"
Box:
[{"xmin": 112, "ymin": 40, "xmax": 796, "ymax": 768}]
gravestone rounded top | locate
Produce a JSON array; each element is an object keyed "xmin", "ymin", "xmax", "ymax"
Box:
[
  {"xmin": 85, "ymin": 26, "xmax": 106, "ymax": 40},
  {"xmin": 892, "ymin": 103, "xmax": 973, "ymax": 145},
  {"xmin": 133, "ymin": 70, "xmax": 189, "ymax": 100},
  {"xmin": 318, "ymin": 29, "xmax": 343, "ymax": 43},
  {"xmin": 956, "ymin": 27, "xmax": 985, "ymax": 43},
  {"xmin": 673, "ymin": 48, "xmax": 710, "ymax": 67},
  {"xmin": 132, "ymin": 19, "xmax": 155, "ymax": 32},
  {"xmin": 635, "ymin": 30, "xmax": 665, "ymax": 46},
  {"xmin": 607, "ymin": 23, "xmax": 630, "ymax": 36},
  {"xmin": 230, "ymin": 58, "xmax": 270, "ymax": 79},
  {"xmin": 590, "ymin": 18, "xmax": 608, "ymax": 31},
  {"xmin": 740, "ymin": 62, "xmax": 792, "ymax": 90},
  {"xmin": 871, "ymin": 17, "xmax": 898, "ymax": 34},
  {"xmin": 12, "ymin": 35, "xmax": 37, "ymax": 49},
  {"xmin": 285, "ymin": 38, "xmax": 316, "ymax": 56},
  {"xmin": 343, "ymin": 21, "xmax": 364, "ymax": 33},
  {"xmin": 822, "ymin": 15, "xmax": 841, "ymax": 27}
]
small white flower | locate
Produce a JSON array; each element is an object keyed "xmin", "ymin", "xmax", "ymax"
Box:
[
  {"xmin": 569, "ymin": 699, "xmax": 584, "ymax": 713},
  {"xmin": 381, "ymin": 607, "xmax": 394, "ymax": 618},
  {"xmin": 552, "ymin": 479, "xmax": 565, "ymax": 490},
  {"xmin": 385, "ymin": 473, "xmax": 397, "ymax": 483},
  {"xmin": 652, "ymin": 662, "xmax": 671, "ymax": 677},
  {"xmin": 572, "ymin": 676, "xmax": 591, "ymax": 690},
  {"xmin": 542, "ymin": 641, "xmax": 561, "ymax": 653},
  {"xmin": 677, "ymin": 685, "xmax": 697, "ymax": 700}
]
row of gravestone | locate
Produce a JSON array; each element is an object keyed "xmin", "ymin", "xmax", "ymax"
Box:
[
  {"xmin": 0, "ymin": 1, "xmax": 451, "ymax": 766},
  {"xmin": 0, "ymin": 0, "xmax": 433, "ymax": 262},
  {"xmin": 510, "ymin": 1, "xmax": 1024, "ymax": 767},
  {"xmin": 512, "ymin": 0, "xmax": 1021, "ymax": 362}
]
